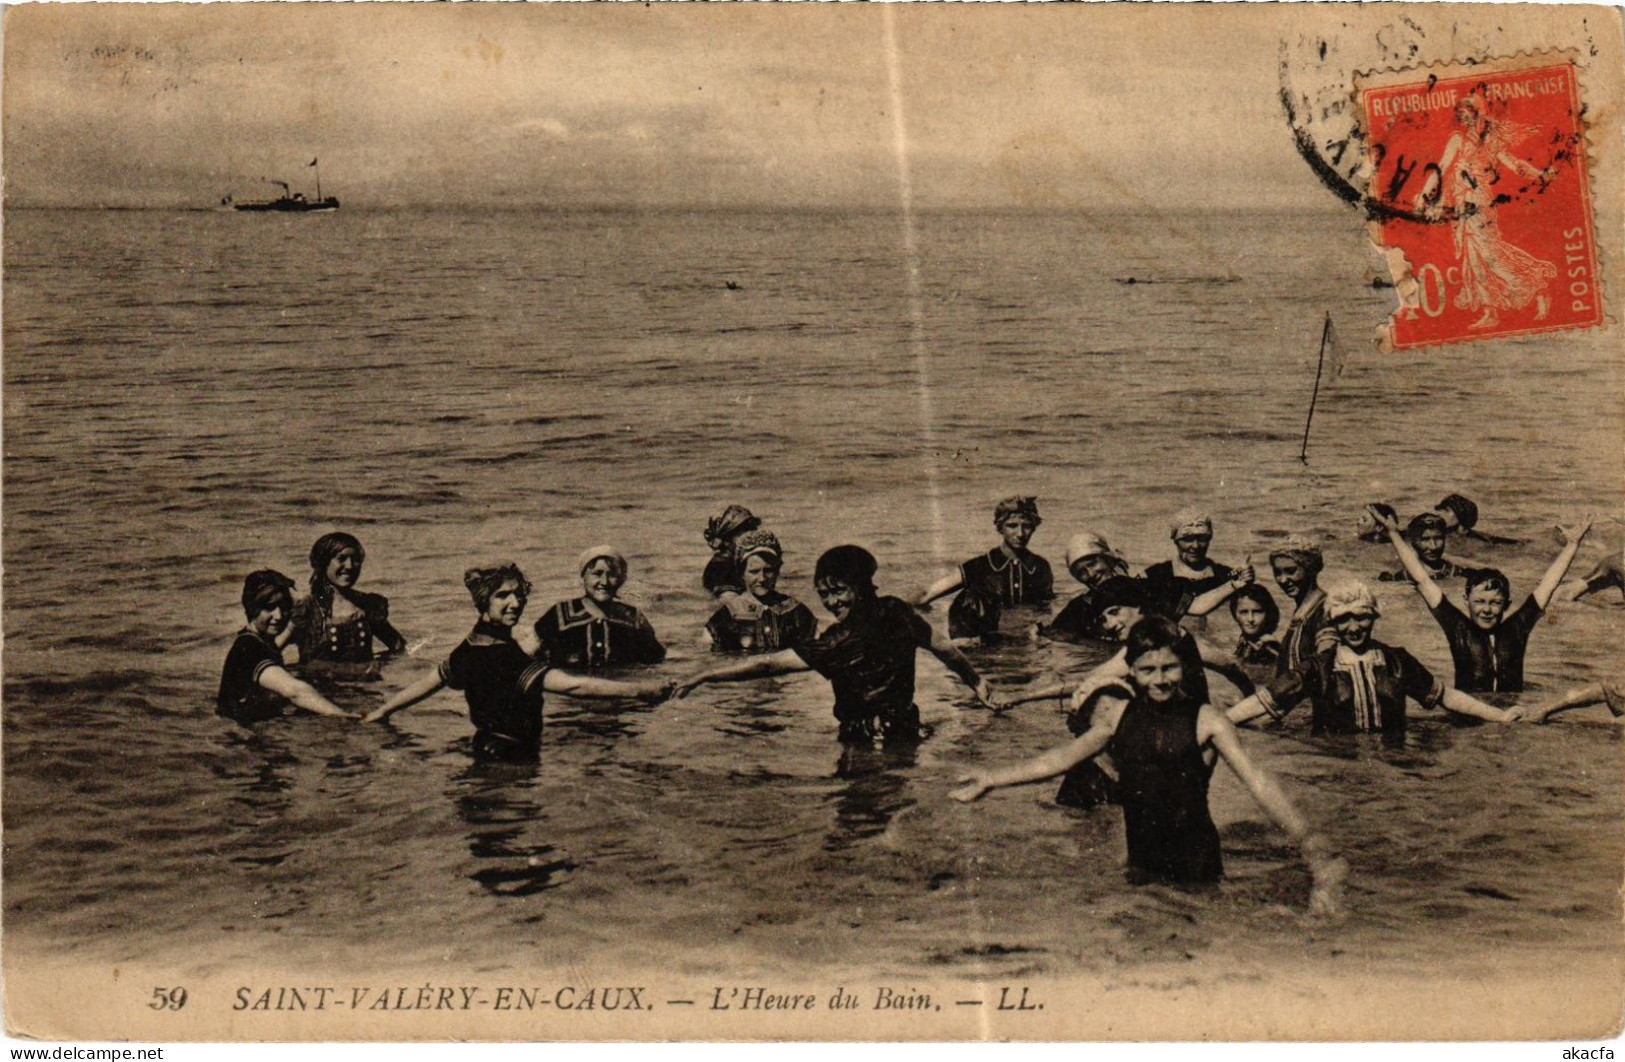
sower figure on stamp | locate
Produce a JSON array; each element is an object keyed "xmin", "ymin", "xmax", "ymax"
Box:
[
  {"xmin": 1416, "ymin": 93, "xmax": 1558, "ymax": 330},
  {"xmin": 915, "ymin": 496, "xmax": 1054, "ymax": 642},
  {"xmin": 679, "ymin": 545, "xmax": 1005, "ymax": 745}
]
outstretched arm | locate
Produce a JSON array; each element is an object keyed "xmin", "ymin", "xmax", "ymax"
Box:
[
  {"xmin": 257, "ymin": 665, "xmax": 356, "ymax": 718},
  {"xmin": 1531, "ymin": 518, "xmax": 1592, "ymax": 611},
  {"xmin": 675, "ymin": 649, "xmax": 810, "ymax": 697},
  {"xmin": 915, "ymin": 571, "xmax": 964, "ymax": 608},
  {"xmin": 1001, "ymin": 682, "xmax": 1071, "ymax": 709},
  {"xmin": 1440, "ymin": 687, "xmax": 1521, "ymax": 724},
  {"xmin": 926, "ymin": 628, "xmax": 1000, "ymax": 708},
  {"xmin": 1373, "ymin": 505, "xmax": 1445, "ymax": 610},
  {"xmin": 544, "ymin": 670, "xmax": 672, "ymax": 703},
  {"xmin": 1203, "ymin": 707, "xmax": 1345, "ymax": 915},
  {"xmin": 362, "ymin": 667, "xmax": 445, "ymax": 722},
  {"xmin": 950, "ymin": 700, "xmax": 1125, "ymax": 802}
]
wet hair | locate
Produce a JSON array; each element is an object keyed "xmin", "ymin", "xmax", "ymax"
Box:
[
  {"xmin": 1436, "ymin": 493, "xmax": 1479, "ymax": 531},
  {"xmin": 309, "ymin": 532, "xmax": 366, "ymax": 606},
  {"xmin": 993, "ymin": 496, "xmax": 1041, "ymax": 528},
  {"xmin": 813, "ymin": 545, "xmax": 878, "ymax": 593},
  {"xmin": 1405, "ymin": 512, "xmax": 1449, "ymax": 542},
  {"xmin": 1083, "ymin": 575, "xmax": 1149, "ymax": 630},
  {"xmin": 1123, "ymin": 614, "xmax": 1185, "ymax": 664},
  {"xmin": 1462, "ymin": 567, "xmax": 1511, "ymax": 600},
  {"xmin": 463, "ymin": 563, "xmax": 532, "ymax": 613},
  {"xmin": 1227, "ymin": 583, "xmax": 1281, "ymax": 636},
  {"xmin": 242, "ymin": 569, "xmax": 296, "ymax": 618},
  {"xmin": 310, "ymin": 532, "xmax": 365, "ymax": 574}
]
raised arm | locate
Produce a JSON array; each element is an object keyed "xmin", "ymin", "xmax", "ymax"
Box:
[
  {"xmin": 950, "ymin": 699, "xmax": 1126, "ymax": 802},
  {"xmin": 675, "ymin": 648, "xmax": 810, "ymax": 698},
  {"xmin": 1373, "ymin": 505, "xmax": 1444, "ymax": 609},
  {"xmin": 362, "ymin": 667, "xmax": 446, "ymax": 722},
  {"xmin": 915, "ymin": 571, "xmax": 964, "ymax": 608},
  {"xmin": 1531, "ymin": 518, "xmax": 1592, "ymax": 611},
  {"xmin": 1187, "ymin": 562, "xmax": 1255, "ymax": 618},
  {"xmin": 257, "ymin": 664, "xmax": 356, "ymax": 719}
]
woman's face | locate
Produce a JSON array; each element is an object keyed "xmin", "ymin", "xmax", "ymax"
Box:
[
  {"xmin": 1069, "ymin": 554, "xmax": 1114, "ymax": 587},
  {"xmin": 482, "ymin": 579, "xmax": 527, "ymax": 628},
  {"xmin": 1174, "ymin": 532, "xmax": 1212, "ymax": 568},
  {"xmin": 1413, "ymin": 528, "xmax": 1447, "ymax": 565},
  {"xmin": 251, "ymin": 595, "xmax": 293, "ymax": 640},
  {"xmin": 1129, "ymin": 646, "xmax": 1184, "ymax": 704},
  {"xmin": 742, "ymin": 553, "xmax": 781, "ymax": 598},
  {"xmin": 1100, "ymin": 604, "xmax": 1143, "ymax": 642},
  {"xmin": 1233, "ymin": 598, "xmax": 1270, "ymax": 639},
  {"xmin": 581, "ymin": 559, "xmax": 625, "ymax": 604},
  {"xmin": 815, "ymin": 578, "xmax": 860, "ymax": 623},
  {"xmin": 325, "ymin": 547, "xmax": 363, "ymax": 589},
  {"xmin": 1334, "ymin": 611, "xmax": 1377, "ymax": 650},
  {"xmin": 998, "ymin": 515, "xmax": 1037, "ymax": 552},
  {"xmin": 1466, "ymin": 584, "xmax": 1510, "ymax": 630},
  {"xmin": 1271, "ymin": 557, "xmax": 1312, "ymax": 601}
]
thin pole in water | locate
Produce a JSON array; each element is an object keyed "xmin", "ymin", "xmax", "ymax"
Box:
[{"xmin": 1299, "ymin": 311, "xmax": 1332, "ymax": 464}]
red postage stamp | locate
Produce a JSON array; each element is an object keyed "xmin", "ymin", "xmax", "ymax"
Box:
[{"xmin": 1358, "ymin": 59, "xmax": 1601, "ymax": 349}]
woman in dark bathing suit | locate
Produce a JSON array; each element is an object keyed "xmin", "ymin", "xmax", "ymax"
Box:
[
  {"xmin": 680, "ymin": 545, "xmax": 1003, "ymax": 744},
  {"xmin": 916, "ymin": 496, "xmax": 1055, "ymax": 641},
  {"xmin": 952, "ymin": 616, "xmax": 1345, "ymax": 912},
  {"xmin": 294, "ymin": 532, "xmax": 407, "ymax": 670},
  {"xmin": 219, "ymin": 570, "xmax": 353, "ymax": 724},
  {"xmin": 364, "ymin": 564, "xmax": 670, "ymax": 763}
]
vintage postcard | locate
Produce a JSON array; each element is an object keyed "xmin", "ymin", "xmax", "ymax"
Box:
[{"xmin": 3, "ymin": 1, "xmax": 1622, "ymax": 1045}]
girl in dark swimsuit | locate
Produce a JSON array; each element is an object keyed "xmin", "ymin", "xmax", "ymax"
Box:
[
  {"xmin": 363, "ymin": 564, "xmax": 671, "ymax": 763},
  {"xmin": 294, "ymin": 532, "xmax": 407, "ymax": 669},
  {"xmin": 916, "ymin": 496, "xmax": 1055, "ymax": 641},
  {"xmin": 952, "ymin": 616, "xmax": 1345, "ymax": 910}
]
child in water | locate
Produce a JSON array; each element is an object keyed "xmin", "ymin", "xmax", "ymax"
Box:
[
  {"xmin": 218, "ymin": 570, "xmax": 354, "ymax": 724},
  {"xmin": 680, "ymin": 545, "xmax": 1003, "ymax": 743},
  {"xmin": 951, "ymin": 616, "xmax": 1346, "ymax": 913},
  {"xmin": 704, "ymin": 530, "xmax": 818, "ymax": 653},
  {"xmin": 1373, "ymin": 506, "xmax": 1591, "ymax": 693},
  {"xmin": 917, "ymin": 496, "xmax": 1055, "ymax": 641},
  {"xmin": 1229, "ymin": 583, "xmax": 1283, "ymax": 681},
  {"xmin": 363, "ymin": 564, "xmax": 671, "ymax": 763},
  {"xmin": 1378, "ymin": 512, "xmax": 1461, "ymax": 583},
  {"xmin": 294, "ymin": 532, "xmax": 408, "ymax": 670},
  {"xmin": 702, "ymin": 505, "xmax": 763, "ymax": 597}
]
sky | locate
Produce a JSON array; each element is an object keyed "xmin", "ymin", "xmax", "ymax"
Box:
[{"xmin": 1, "ymin": 3, "xmax": 1615, "ymax": 210}]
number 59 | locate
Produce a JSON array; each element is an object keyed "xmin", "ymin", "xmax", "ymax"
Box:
[{"xmin": 148, "ymin": 987, "xmax": 188, "ymax": 1011}]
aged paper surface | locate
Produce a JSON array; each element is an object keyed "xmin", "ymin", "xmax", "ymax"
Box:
[{"xmin": 3, "ymin": 1, "xmax": 1622, "ymax": 1044}]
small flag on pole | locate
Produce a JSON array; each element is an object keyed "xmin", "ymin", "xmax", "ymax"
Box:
[
  {"xmin": 1325, "ymin": 314, "xmax": 1348, "ymax": 381},
  {"xmin": 308, "ymin": 158, "xmax": 318, "ymax": 167}
]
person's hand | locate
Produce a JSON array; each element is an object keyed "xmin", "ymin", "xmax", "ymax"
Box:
[
  {"xmin": 1308, "ymin": 853, "xmax": 1350, "ymax": 919},
  {"xmin": 673, "ymin": 676, "xmax": 706, "ymax": 700},
  {"xmin": 1229, "ymin": 558, "xmax": 1256, "ymax": 589},
  {"xmin": 639, "ymin": 679, "xmax": 678, "ymax": 704},
  {"xmin": 361, "ymin": 706, "xmax": 393, "ymax": 723},
  {"xmin": 1500, "ymin": 705, "xmax": 1527, "ymax": 724},
  {"xmin": 950, "ymin": 773, "xmax": 991, "ymax": 803},
  {"xmin": 1558, "ymin": 516, "xmax": 1593, "ymax": 547},
  {"xmin": 1366, "ymin": 504, "xmax": 1400, "ymax": 532}
]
